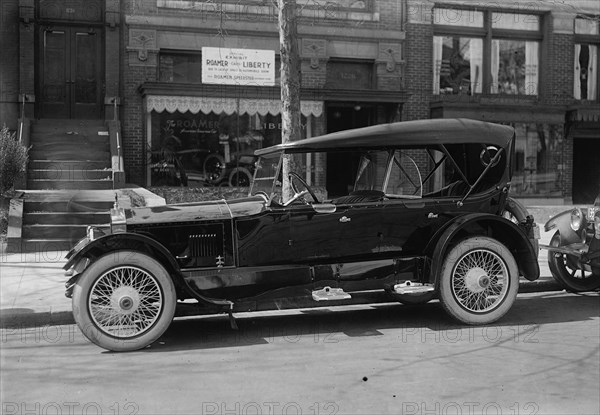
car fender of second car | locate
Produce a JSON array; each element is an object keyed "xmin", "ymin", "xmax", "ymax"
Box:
[
  {"xmin": 426, "ymin": 212, "xmax": 540, "ymax": 283},
  {"xmin": 544, "ymin": 209, "xmax": 586, "ymax": 247}
]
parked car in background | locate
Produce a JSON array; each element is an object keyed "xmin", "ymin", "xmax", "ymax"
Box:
[
  {"xmin": 63, "ymin": 119, "xmax": 540, "ymax": 351},
  {"xmin": 541, "ymin": 194, "xmax": 600, "ymax": 292},
  {"xmin": 204, "ymin": 153, "xmax": 257, "ymax": 187}
]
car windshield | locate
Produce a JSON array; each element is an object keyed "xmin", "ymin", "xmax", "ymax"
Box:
[
  {"xmin": 252, "ymin": 149, "xmax": 428, "ymax": 203},
  {"xmin": 250, "ymin": 153, "xmax": 281, "ymax": 197}
]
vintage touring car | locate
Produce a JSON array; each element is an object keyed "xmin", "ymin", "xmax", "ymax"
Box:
[{"xmin": 64, "ymin": 118, "xmax": 540, "ymax": 351}]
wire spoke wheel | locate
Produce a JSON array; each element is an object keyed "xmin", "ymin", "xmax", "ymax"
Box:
[
  {"xmin": 89, "ymin": 266, "xmax": 163, "ymax": 338},
  {"xmin": 73, "ymin": 251, "xmax": 176, "ymax": 352},
  {"xmin": 451, "ymin": 249, "xmax": 508, "ymax": 313},
  {"xmin": 439, "ymin": 237, "xmax": 519, "ymax": 325},
  {"xmin": 548, "ymin": 232, "xmax": 600, "ymax": 292}
]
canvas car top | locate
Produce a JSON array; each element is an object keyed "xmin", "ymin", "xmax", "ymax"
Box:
[{"xmin": 255, "ymin": 118, "xmax": 515, "ymax": 156}]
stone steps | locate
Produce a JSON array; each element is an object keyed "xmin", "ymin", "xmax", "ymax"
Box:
[
  {"xmin": 15, "ymin": 118, "xmax": 118, "ymax": 251},
  {"xmin": 24, "ymin": 212, "xmax": 109, "ymax": 225},
  {"xmin": 26, "ymin": 179, "xmax": 114, "ymax": 190},
  {"xmin": 28, "ymin": 169, "xmax": 112, "ymax": 181}
]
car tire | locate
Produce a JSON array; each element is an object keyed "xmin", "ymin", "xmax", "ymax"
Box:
[
  {"xmin": 547, "ymin": 231, "xmax": 600, "ymax": 292},
  {"xmin": 502, "ymin": 197, "xmax": 539, "ymax": 256},
  {"xmin": 439, "ymin": 236, "xmax": 519, "ymax": 325},
  {"xmin": 203, "ymin": 153, "xmax": 226, "ymax": 184},
  {"xmin": 229, "ymin": 167, "xmax": 252, "ymax": 187},
  {"xmin": 72, "ymin": 251, "xmax": 176, "ymax": 352}
]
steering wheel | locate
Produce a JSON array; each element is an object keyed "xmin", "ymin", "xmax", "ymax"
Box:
[{"xmin": 285, "ymin": 172, "xmax": 320, "ymax": 205}]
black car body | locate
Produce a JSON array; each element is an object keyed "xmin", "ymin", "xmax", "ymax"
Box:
[{"xmin": 64, "ymin": 118, "xmax": 540, "ymax": 351}]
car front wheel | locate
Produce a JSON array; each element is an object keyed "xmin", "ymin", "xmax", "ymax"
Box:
[
  {"xmin": 547, "ymin": 231, "xmax": 600, "ymax": 292},
  {"xmin": 439, "ymin": 237, "xmax": 519, "ymax": 325},
  {"xmin": 72, "ymin": 251, "xmax": 176, "ymax": 352}
]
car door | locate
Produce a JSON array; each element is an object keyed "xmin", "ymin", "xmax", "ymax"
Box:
[{"xmin": 287, "ymin": 202, "xmax": 383, "ymax": 263}]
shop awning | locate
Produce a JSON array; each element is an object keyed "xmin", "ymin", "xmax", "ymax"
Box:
[
  {"xmin": 568, "ymin": 106, "xmax": 600, "ymax": 122},
  {"xmin": 146, "ymin": 95, "xmax": 323, "ymax": 117}
]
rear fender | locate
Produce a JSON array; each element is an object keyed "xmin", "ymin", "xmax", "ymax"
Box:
[{"xmin": 426, "ymin": 213, "xmax": 540, "ymax": 283}]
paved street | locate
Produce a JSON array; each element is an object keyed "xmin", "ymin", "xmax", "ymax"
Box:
[{"xmin": 1, "ymin": 291, "xmax": 598, "ymax": 415}]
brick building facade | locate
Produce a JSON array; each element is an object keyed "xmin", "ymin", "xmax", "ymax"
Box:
[
  {"xmin": 1, "ymin": 0, "xmax": 598, "ymax": 202},
  {"xmin": 403, "ymin": 0, "xmax": 600, "ymax": 204}
]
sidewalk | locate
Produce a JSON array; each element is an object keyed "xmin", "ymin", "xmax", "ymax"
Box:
[
  {"xmin": 0, "ymin": 218, "xmax": 565, "ymax": 329},
  {"xmin": 0, "ymin": 249, "xmax": 74, "ymax": 328}
]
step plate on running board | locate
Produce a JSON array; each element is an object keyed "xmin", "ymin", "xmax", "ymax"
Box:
[
  {"xmin": 394, "ymin": 282, "xmax": 435, "ymax": 295},
  {"xmin": 312, "ymin": 286, "xmax": 352, "ymax": 301}
]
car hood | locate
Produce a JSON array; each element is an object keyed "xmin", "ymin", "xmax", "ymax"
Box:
[{"xmin": 125, "ymin": 196, "xmax": 268, "ymax": 225}]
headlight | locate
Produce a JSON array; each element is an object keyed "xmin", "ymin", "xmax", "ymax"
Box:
[
  {"xmin": 587, "ymin": 207, "xmax": 599, "ymax": 221},
  {"xmin": 570, "ymin": 208, "xmax": 583, "ymax": 231}
]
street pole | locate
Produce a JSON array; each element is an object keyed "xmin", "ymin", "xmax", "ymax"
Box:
[{"xmin": 277, "ymin": 0, "xmax": 301, "ymax": 203}]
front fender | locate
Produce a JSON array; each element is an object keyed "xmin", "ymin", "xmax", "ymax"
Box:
[
  {"xmin": 544, "ymin": 209, "xmax": 585, "ymax": 246},
  {"xmin": 427, "ymin": 213, "xmax": 540, "ymax": 283},
  {"xmin": 62, "ymin": 233, "xmax": 231, "ymax": 307},
  {"xmin": 63, "ymin": 232, "xmax": 180, "ymax": 274}
]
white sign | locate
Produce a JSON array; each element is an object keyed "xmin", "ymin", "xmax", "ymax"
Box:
[{"xmin": 202, "ymin": 47, "xmax": 275, "ymax": 86}]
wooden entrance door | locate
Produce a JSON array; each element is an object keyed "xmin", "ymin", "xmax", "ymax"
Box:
[{"xmin": 40, "ymin": 26, "xmax": 103, "ymax": 119}]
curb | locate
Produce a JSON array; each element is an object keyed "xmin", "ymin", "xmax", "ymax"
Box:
[
  {"xmin": 0, "ymin": 280, "xmax": 565, "ymax": 330},
  {"xmin": 0, "ymin": 310, "xmax": 75, "ymax": 329},
  {"xmin": 517, "ymin": 279, "xmax": 564, "ymax": 294}
]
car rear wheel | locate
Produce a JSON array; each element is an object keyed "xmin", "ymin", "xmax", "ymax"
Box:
[
  {"xmin": 439, "ymin": 237, "xmax": 519, "ymax": 325},
  {"xmin": 72, "ymin": 251, "xmax": 176, "ymax": 352},
  {"xmin": 229, "ymin": 167, "xmax": 252, "ymax": 187},
  {"xmin": 203, "ymin": 153, "xmax": 226, "ymax": 184},
  {"xmin": 547, "ymin": 231, "xmax": 600, "ymax": 292}
]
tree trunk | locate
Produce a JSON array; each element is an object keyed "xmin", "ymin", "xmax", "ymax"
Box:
[{"xmin": 278, "ymin": 0, "xmax": 301, "ymax": 202}]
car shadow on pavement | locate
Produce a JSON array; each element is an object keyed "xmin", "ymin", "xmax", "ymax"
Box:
[{"xmin": 141, "ymin": 291, "xmax": 599, "ymax": 353}]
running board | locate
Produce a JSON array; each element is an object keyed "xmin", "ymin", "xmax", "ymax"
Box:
[
  {"xmin": 393, "ymin": 282, "xmax": 435, "ymax": 295},
  {"xmin": 311, "ymin": 286, "xmax": 352, "ymax": 301}
]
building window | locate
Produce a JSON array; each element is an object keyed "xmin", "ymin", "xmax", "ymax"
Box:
[
  {"xmin": 574, "ymin": 17, "xmax": 600, "ymax": 101},
  {"xmin": 493, "ymin": 40, "xmax": 539, "ymax": 95},
  {"xmin": 433, "ymin": 8, "xmax": 542, "ymax": 96},
  {"xmin": 159, "ymin": 52, "xmax": 202, "ymax": 83},
  {"xmin": 433, "ymin": 36, "xmax": 482, "ymax": 95}
]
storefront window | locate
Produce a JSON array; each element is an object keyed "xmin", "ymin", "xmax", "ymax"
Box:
[
  {"xmin": 511, "ymin": 123, "xmax": 565, "ymax": 197},
  {"xmin": 148, "ymin": 109, "xmax": 322, "ymax": 187}
]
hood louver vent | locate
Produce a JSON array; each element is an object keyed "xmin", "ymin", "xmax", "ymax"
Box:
[{"xmin": 189, "ymin": 233, "xmax": 222, "ymax": 257}]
